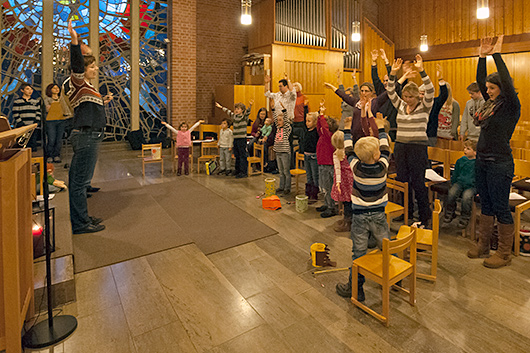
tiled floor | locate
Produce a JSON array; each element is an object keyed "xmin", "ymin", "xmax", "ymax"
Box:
[{"xmin": 26, "ymin": 142, "xmax": 530, "ymax": 353}]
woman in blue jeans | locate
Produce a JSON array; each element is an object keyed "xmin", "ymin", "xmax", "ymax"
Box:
[
  {"xmin": 467, "ymin": 35, "xmax": 520, "ymax": 268},
  {"xmin": 43, "ymin": 83, "xmax": 67, "ymax": 163}
]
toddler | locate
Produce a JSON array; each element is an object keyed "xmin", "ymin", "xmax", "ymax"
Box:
[
  {"xmin": 443, "ymin": 139, "xmax": 477, "ymax": 228},
  {"xmin": 304, "ymin": 112, "xmax": 319, "ymax": 203},
  {"xmin": 331, "ymin": 131, "xmax": 354, "ymax": 232},
  {"xmin": 217, "ymin": 118, "xmax": 233, "ymax": 175},
  {"xmin": 162, "ymin": 119, "xmax": 204, "ymax": 175}
]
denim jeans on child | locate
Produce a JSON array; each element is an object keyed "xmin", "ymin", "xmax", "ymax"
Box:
[
  {"xmin": 276, "ymin": 151, "xmax": 291, "ymax": 190},
  {"xmin": 445, "ymin": 183, "xmax": 476, "ymax": 221},
  {"xmin": 219, "ymin": 147, "xmax": 231, "ymax": 172},
  {"xmin": 319, "ymin": 164, "xmax": 335, "ymax": 209},
  {"xmin": 46, "ymin": 120, "xmax": 66, "ymax": 158},
  {"xmin": 233, "ymin": 138, "xmax": 248, "ymax": 176},
  {"xmin": 304, "ymin": 152, "xmax": 319, "ymax": 186},
  {"xmin": 347, "ymin": 210, "xmax": 390, "ymax": 286},
  {"xmin": 68, "ymin": 129, "xmax": 103, "ymax": 232}
]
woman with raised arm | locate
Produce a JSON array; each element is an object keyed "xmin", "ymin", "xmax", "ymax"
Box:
[
  {"xmin": 386, "ymin": 55, "xmax": 437, "ymax": 228},
  {"xmin": 467, "ymin": 35, "xmax": 520, "ymax": 268}
]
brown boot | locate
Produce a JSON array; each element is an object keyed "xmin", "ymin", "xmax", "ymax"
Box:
[
  {"xmin": 334, "ymin": 218, "xmax": 352, "ymax": 232},
  {"xmin": 467, "ymin": 214, "xmax": 494, "ymax": 258},
  {"xmin": 483, "ymin": 223, "xmax": 513, "ymax": 268}
]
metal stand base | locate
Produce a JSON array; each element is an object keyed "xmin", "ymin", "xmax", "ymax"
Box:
[{"xmin": 22, "ymin": 315, "xmax": 78, "ymax": 349}]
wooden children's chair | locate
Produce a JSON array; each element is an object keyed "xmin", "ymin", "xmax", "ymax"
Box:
[
  {"xmin": 141, "ymin": 143, "xmax": 163, "ymax": 177},
  {"xmin": 396, "ymin": 199, "xmax": 441, "ymax": 282},
  {"xmin": 385, "ymin": 177, "xmax": 409, "ymax": 227},
  {"xmin": 351, "ymin": 227, "xmax": 417, "ymax": 327},
  {"xmin": 290, "ymin": 152, "xmax": 306, "ymax": 195},
  {"xmin": 247, "ymin": 143, "xmax": 264, "ymax": 176},
  {"xmin": 197, "ymin": 141, "xmax": 219, "ymax": 174}
]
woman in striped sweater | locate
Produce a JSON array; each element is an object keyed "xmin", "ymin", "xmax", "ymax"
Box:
[{"xmin": 386, "ymin": 55, "xmax": 436, "ymax": 227}]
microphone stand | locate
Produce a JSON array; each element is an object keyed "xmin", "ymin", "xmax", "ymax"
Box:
[{"xmin": 22, "ymin": 96, "xmax": 77, "ymax": 349}]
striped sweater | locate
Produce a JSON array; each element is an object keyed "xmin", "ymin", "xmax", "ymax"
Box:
[
  {"xmin": 387, "ymin": 70, "xmax": 434, "ymax": 144},
  {"xmin": 12, "ymin": 97, "xmax": 41, "ymax": 127},
  {"xmin": 273, "ymin": 108, "xmax": 292, "ymax": 153},
  {"xmin": 222, "ymin": 106, "xmax": 252, "ymax": 139},
  {"xmin": 344, "ymin": 128, "xmax": 391, "ymax": 213}
]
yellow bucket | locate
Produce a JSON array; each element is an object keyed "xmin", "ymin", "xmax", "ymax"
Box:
[
  {"xmin": 296, "ymin": 195, "xmax": 308, "ymax": 213},
  {"xmin": 265, "ymin": 178, "xmax": 276, "ymax": 197}
]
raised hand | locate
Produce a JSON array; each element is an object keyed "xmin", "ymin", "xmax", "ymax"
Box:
[
  {"xmin": 493, "ymin": 35, "xmax": 504, "ymax": 54},
  {"xmin": 414, "ymin": 54, "xmax": 424, "ymax": 71},
  {"xmin": 324, "ymin": 82, "xmax": 337, "ymax": 91},
  {"xmin": 264, "ymin": 75, "xmax": 271, "ymax": 83},
  {"xmin": 319, "ymin": 99, "xmax": 326, "ymax": 114},
  {"xmin": 380, "ymin": 48, "xmax": 389, "ymax": 64},
  {"xmin": 436, "ymin": 64, "xmax": 443, "ymax": 80},
  {"xmin": 198, "ymin": 120, "xmax": 205, "ymax": 123},
  {"xmin": 68, "ymin": 19, "xmax": 78, "ymax": 45},
  {"xmin": 352, "ymin": 68, "xmax": 357, "ymax": 83},
  {"xmin": 480, "ymin": 37, "xmax": 495, "ymax": 57},
  {"xmin": 161, "ymin": 121, "xmax": 168, "ymax": 126},
  {"xmin": 304, "ymin": 98, "xmax": 309, "ymax": 106},
  {"xmin": 402, "ymin": 69, "xmax": 418, "ymax": 80},
  {"xmin": 249, "ymin": 99, "xmax": 254, "ymax": 106},
  {"xmin": 390, "ymin": 58, "xmax": 403, "ymax": 74},
  {"xmin": 344, "ymin": 116, "xmax": 352, "ymax": 129},
  {"xmin": 371, "ymin": 49, "xmax": 379, "ymax": 63},
  {"xmin": 215, "ymin": 102, "xmax": 223, "ymax": 109},
  {"xmin": 375, "ymin": 112, "xmax": 386, "ymax": 129},
  {"xmin": 336, "ymin": 69, "xmax": 342, "ymax": 80},
  {"xmin": 284, "ymin": 72, "xmax": 289, "ymax": 80}
]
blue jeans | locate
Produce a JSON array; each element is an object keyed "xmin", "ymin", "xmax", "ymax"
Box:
[
  {"xmin": 68, "ymin": 129, "xmax": 103, "ymax": 231},
  {"xmin": 46, "ymin": 120, "xmax": 66, "ymax": 158},
  {"xmin": 319, "ymin": 164, "xmax": 335, "ymax": 209},
  {"xmin": 233, "ymin": 138, "xmax": 248, "ymax": 176},
  {"xmin": 276, "ymin": 151, "xmax": 291, "ymax": 190},
  {"xmin": 475, "ymin": 158, "xmax": 514, "ymax": 224},
  {"xmin": 445, "ymin": 183, "xmax": 476, "ymax": 221},
  {"xmin": 347, "ymin": 211, "xmax": 390, "ymax": 286},
  {"xmin": 304, "ymin": 153, "xmax": 319, "ymax": 186}
]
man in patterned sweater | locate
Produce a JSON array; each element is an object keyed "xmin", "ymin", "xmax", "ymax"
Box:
[{"xmin": 12, "ymin": 83, "xmax": 41, "ymax": 151}]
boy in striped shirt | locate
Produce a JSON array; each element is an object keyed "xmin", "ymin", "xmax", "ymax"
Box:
[
  {"xmin": 335, "ymin": 112, "xmax": 391, "ymax": 302},
  {"xmin": 216, "ymin": 100, "xmax": 253, "ymax": 178},
  {"xmin": 12, "ymin": 83, "xmax": 41, "ymax": 151},
  {"xmin": 272, "ymin": 101, "xmax": 292, "ymax": 195}
]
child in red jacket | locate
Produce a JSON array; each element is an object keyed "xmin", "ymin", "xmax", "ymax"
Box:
[{"xmin": 316, "ymin": 100, "xmax": 339, "ymax": 218}]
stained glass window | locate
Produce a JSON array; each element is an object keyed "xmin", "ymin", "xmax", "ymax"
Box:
[{"xmin": 1, "ymin": 0, "xmax": 168, "ymax": 142}]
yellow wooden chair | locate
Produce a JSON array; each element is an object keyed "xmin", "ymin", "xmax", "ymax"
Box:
[
  {"xmin": 511, "ymin": 159, "xmax": 530, "ymax": 256},
  {"xmin": 141, "ymin": 143, "xmax": 163, "ymax": 177},
  {"xmin": 385, "ymin": 177, "xmax": 409, "ymax": 227},
  {"xmin": 290, "ymin": 152, "xmax": 306, "ymax": 194},
  {"xmin": 396, "ymin": 199, "xmax": 441, "ymax": 282},
  {"xmin": 197, "ymin": 141, "xmax": 219, "ymax": 174},
  {"xmin": 247, "ymin": 143, "xmax": 264, "ymax": 176},
  {"xmin": 351, "ymin": 227, "xmax": 417, "ymax": 327}
]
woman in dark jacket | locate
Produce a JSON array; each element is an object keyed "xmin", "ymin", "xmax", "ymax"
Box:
[{"xmin": 467, "ymin": 35, "xmax": 520, "ymax": 268}]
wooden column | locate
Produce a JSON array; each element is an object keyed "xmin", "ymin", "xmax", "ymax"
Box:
[
  {"xmin": 41, "ymin": 0, "xmax": 54, "ymax": 91},
  {"xmin": 130, "ymin": 0, "xmax": 140, "ymax": 131}
]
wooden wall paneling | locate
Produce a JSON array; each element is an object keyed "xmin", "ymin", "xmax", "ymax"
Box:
[
  {"xmin": 248, "ymin": 0, "xmax": 275, "ymax": 51},
  {"xmin": 495, "ymin": 0, "xmax": 504, "ymax": 37},
  {"xmin": 514, "ymin": 0, "xmax": 523, "ymax": 34},
  {"xmin": 461, "ymin": 0, "xmax": 470, "ymax": 42},
  {"xmin": 504, "ymin": 0, "xmax": 514, "ymax": 36},
  {"xmin": 448, "ymin": 0, "xmax": 455, "ymax": 44},
  {"xmin": 454, "ymin": 0, "xmax": 462, "ymax": 42},
  {"xmin": 524, "ymin": 0, "xmax": 530, "ymax": 33}
]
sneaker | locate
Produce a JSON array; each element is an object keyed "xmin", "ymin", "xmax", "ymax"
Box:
[
  {"xmin": 73, "ymin": 223, "xmax": 105, "ymax": 234},
  {"xmin": 315, "ymin": 205, "xmax": 328, "ymax": 212},
  {"xmin": 335, "ymin": 283, "xmax": 365, "ymax": 302},
  {"xmin": 53, "ymin": 156, "xmax": 61, "ymax": 163},
  {"xmin": 276, "ymin": 188, "xmax": 284, "ymax": 194},
  {"xmin": 442, "ymin": 214, "xmax": 453, "ymax": 224},
  {"xmin": 320, "ymin": 209, "xmax": 338, "ymax": 218},
  {"xmin": 457, "ymin": 219, "xmax": 469, "ymax": 229},
  {"xmin": 283, "ymin": 189, "xmax": 291, "ymax": 196}
]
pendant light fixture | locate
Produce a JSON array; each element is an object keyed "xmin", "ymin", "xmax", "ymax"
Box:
[
  {"xmin": 241, "ymin": 0, "xmax": 252, "ymax": 25},
  {"xmin": 420, "ymin": 35, "xmax": 428, "ymax": 52},
  {"xmin": 477, "ymin": 0, "xmax": 490, "ymax": 19},
  {"xmin": 351, "ymin": 21, "xmax": 360, "ymax": 42}
]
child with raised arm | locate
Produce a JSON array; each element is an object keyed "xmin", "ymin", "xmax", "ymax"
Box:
[
  {"xmin": 304, "ymin": 112, "xmax": 320, "ymax": 202},
  {"xmin": 272, "ymin": 100, "xmax": 293, "ymax": 195},
  {"xmin": 336, "ymin": 112, "xmax": 391, "ymax": 302},
  {"xmin": 217, "ymin": 118, "xmax": 233, "ymax": 175},
  {"xmin": 162, "ymin": 119, "xmax": 204, "ymax": 175},
  {"xmin": 216, "ymin": 100, "xmax": 253, "ymax": 178},
  {"xmin": 331, "ymin": 130, "xmax": 354, "ymax": 232}
]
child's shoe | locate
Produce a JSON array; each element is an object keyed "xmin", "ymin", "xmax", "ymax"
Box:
[
  {"xmin": 218, "ymin": 169, "xmax": 225, "ymax": 175},
  {"xmin": 321, "ymin": 208, "xmax": 338, "ymax": 218},
  {"xmin": 335, "ymin": 282, "xmax": 365, "ymax": 302},
  {"xmin": 283, "ymin": 189, "xmax": 291, "ymax": 196},
  {"xmin": 457, "ymin": 218, "xmax": 469, "ymax": 229},
  {"xmin": 315, "ymin": 205, "xmax": 328, "ymax": 212},
  {"xmin": 276, "ymin": 188, "xmax": 284, "ymax": 194},
  {"xmin": 442, "ymin": 213, "xmax": 454, "ymax": 224}
]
